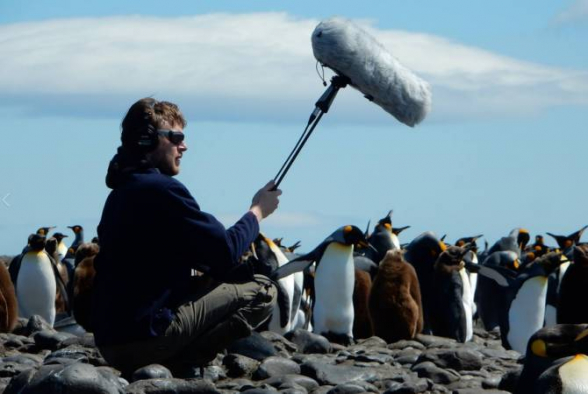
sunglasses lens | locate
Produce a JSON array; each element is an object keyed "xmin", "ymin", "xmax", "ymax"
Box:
[{"xmin": 170, "ymin": 132, "xmax": 184, "ymax": 145}]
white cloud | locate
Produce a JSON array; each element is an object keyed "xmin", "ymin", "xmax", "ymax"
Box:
[
  {"xmin": 553, "ymin": 0, "xmax": 588, "ymax": 25},
  {"xmin": 0, "ymin": 13, "xmax": 586, "ymax": 122}
]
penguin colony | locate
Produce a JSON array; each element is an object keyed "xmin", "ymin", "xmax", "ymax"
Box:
[{"xmin": 2, "ymin": 219, "xmax": 588, "ymax": 393}]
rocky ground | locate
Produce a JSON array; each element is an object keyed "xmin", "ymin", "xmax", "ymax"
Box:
[{"xmin": 0, "ymin": 316, "xmax": 522, "ymax": 394}]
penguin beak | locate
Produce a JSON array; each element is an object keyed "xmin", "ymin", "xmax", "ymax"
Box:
[{"xmin": 358, "ymin": 241, "xmax": 377, "ymax": 253}]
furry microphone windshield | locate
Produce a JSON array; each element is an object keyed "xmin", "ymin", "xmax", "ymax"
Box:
[{"xmin": 312, "ymin": 17, "xmax": 432, "ymax": 127}]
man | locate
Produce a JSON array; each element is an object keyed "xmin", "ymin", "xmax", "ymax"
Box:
[{"xmin": 92, "ymin": 98, "xmax": 281, "ymax": 376}]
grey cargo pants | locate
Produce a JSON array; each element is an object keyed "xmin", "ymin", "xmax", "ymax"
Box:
[{"xmin": 98, "ymin": 274, "xmax": 277, "ymax": 375}]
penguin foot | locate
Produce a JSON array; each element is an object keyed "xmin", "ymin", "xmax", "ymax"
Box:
[{"xmin": 322, "ymin": 332, "xmax": 354, "ymax": 346}]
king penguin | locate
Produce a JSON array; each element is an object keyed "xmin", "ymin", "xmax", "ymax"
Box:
[
  {"xmin": 364, "ymin": 210, "xmax": 409, "ymax": 265},
  {"xmin": 403, "ymin": 231, "xmax": 447, "ymax": 334},
  {"xmin": 429, "ymin": 245, "xmax": 475, "ymax": 342},
  {"xmin": 251, "ymin": 233, "xmax": 304, "ymax": 334},
  {"xmin": 547, "ymin": 225, "xmax": 587, "ymax": 258},
  {"xmin": 557, "ymin": 245, "xmax": 588, "ymax": 324},
  {"xmin": 369, "ymin": 249, "xmax": 423, "ymax": 342},
  {"xmin": 52, "ymin": 232, "xmax": 69, "ymax": 262},
  {"xmin": 501, "ymin": 252, "xmax": 566, "ymax": 353},
  {"xmin": 0, "ymin": 260, "xmax": 18, "ymax": 333},
  {"xmin": 534, "ymin": 354, "xmax": 588, "ymax": 394},
  {"xmin": 515, "ymin": 323, "xmax": 588, "ymax": 394},
  {"xmin": 16, "ymin": 234, "xmax": 57, "ymax": 326},
  {"xmin": 271, "ymin": 225, "xmax": 371, "ymax": 345}
]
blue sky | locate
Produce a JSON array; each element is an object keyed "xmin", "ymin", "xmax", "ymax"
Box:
[{"xmin": 1, "ymin": 0, "xmax": 587, "ymax": 255}]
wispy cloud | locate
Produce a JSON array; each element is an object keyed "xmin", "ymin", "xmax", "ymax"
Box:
[
  {"xmin": 552, "ymin": 0, "xmax": 588, "ymax": 25},
  {"xmin": 0, "ymin": 13, "xmax": 586, "ymax": 123}
]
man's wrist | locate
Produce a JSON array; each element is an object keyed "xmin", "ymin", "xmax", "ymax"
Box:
[{"xmin": 249, "ymin": 206, "xmax": 263, "ymax": 223}]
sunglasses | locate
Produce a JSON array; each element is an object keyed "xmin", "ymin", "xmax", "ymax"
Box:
[{"xmin": 157, "ymin": 129, "xmax": 185, "ymax": 145}]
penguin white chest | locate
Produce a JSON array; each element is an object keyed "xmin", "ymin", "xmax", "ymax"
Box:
[
  {"xmin": 508, "ymin": 276, "xmax": 547, "ymax": 354},
  {"xmin": 558, "ymin": 355, "xmax": 588, "ymax": 394},
  {"xmin": 17, "ymin": 252, "xmax": 57, "ymax": 326},
  {"xmin": 313, "ymin": 243, "xmax": 355, "ymax": 336},
  {"xmin": 459, "ymin": 268, "xmax": 474, "ymax": 342}
]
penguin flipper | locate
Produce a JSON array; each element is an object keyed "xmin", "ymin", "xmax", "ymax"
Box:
[
  {"xmin": 8, "ymin": 254, "xmax": 23, "ymax": 290},
  {"xmin": 271, "ymin": 259, "xmax": 314, "ymax": 281},
  {"xmin": 276, "ymin": 281, "xmax": 291, "ymax": 329},
  {"xmin": 464, "ymin": 262, "xmax": 515, "ymax": 287}
]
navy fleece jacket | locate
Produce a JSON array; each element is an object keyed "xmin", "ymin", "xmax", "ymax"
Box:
[{"xmin": 92, "ymin": 168, "xmax": 259, "ymax": 346}]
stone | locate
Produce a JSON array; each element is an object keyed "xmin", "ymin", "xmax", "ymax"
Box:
[
  {"xmin": 415, "ymin": 335, "xmax": 457, "ymax": 349},
  {"xmin": 300, "ymin": 361, "xmax": 377, "ymax": 386},
  {"xmin": 285, "ymin": 329, "xmax": 331, "ymax": 354},
  {"xmin": 125, "ymin": 378, "xmax": 220, "ymax": 394},
  {"xmin": 223, "ymin": 354, "xmax": 260, "ymax": 378},
  {"xmin": 387, "ymin": 340, "xmax": 426, "ymax": 351},
  {"xmin": 263, "ymin": 374, "xmax": 320, "ymax": 392},
  {"xmin": 254, "ymin": 356, "xmax": 301, "ymax": 380},
  {"xmin": 131, "ymin": 364, "xmax": 173, "ymax": 382},
  {"xmin": 416, "ymin": 349, "xmax": 483, "ymax": 371},
  {"xmin": 411, "ymin": 362, "xmax": 460, "ymax": 384},
  {"xmin": 11, "ymin": 363, "xmax": 125, "ymax": 393},
  {"xmin": 0, "ymin": 362, "xmax": 35, "ymax": 378},
  {"xmin": 228, "ymin": 331, "xmax": 278, "ymax": 361},
  {"xmin": 326, "ymin": 383, "xmax": 366, "ymax": 394},
  {"xmin": 260, "ymin": 332, "xmax": 299, "ymax": 355},
  {"xmin": 33, "ymin": 330, "xmax": 77, "ymax": 351},
  {"xmin": 3, "ymin": 368, "xmax": 37, "ymax": 394}
]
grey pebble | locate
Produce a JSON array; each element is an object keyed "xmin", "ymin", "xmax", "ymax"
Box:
[{"xmin": 254, "ymin": 356, "xmax": 301, "ymax": 380}]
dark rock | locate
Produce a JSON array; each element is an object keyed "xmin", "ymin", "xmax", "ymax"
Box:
[
  {"xmin": 351, "ymin": 353, "xmax": 394, "ymax": 364},
  {"xmin": 415, "ymin": 335, "xmax": 457, "ymax": 349},
  {"xmin": 24, "ymin": 315, "xmax": 56, "ymax": 336},
  {"xmin": 13, "ymin": 363, "xmax": 125, "ymax": 393},
  {"xmin": 387, "ymin": 340, "xmax": 426, "ymax": 351},
  {"xmin": 285, "ymin": 329, "xmax": 331, "ymax": 354},
  {"xmin": 43, "ymin": 344, "xmax": 107, "ymax": 367},
  {"xmin": 241, "ymin": 389, "xmax": 279, "ymax": 394},
  {"xmin": 2, "ymin": 354, "xmax": 43, "ymax": 367},
  {"xmin": 261, "ymin": 332, "xmax": 299, "ymax": 355},
  {"xmin": 498, "ymin": 367, "xmax": 522, "ymax": 393},
  {"xmin": 300, "ymin": 361, "xmax": 377, "ymax": 385},
  {"xmin": 411, "ymin": 362, "xmax": 460, "ymax": 384},
  {"xmin": 202, "ymin": 365, "xmax": 226, "ymax": 382},
  {"xmin": 254, "ymin": 356, "xmax": 301, "ymax": 380},
  {"xmin": 417, "ymin": 349, "xmax": 483, "ymax": 371},
  {"xmin": 352, "ymin": 337, "xmax": 387, "ymax": 349},
  {"xmin": 58, "ymin": 333, "xmax": 96, "ymax": 349},
  {"xmin": 452, "ymin": 391, "xmax": 510, "ymax": 394},
  {"xmin": 223, "ymin": 354, "xmax": 260, "ymax": 378},
  {"xmin": 310, "ymin": 386, "xmax": 335, "ymax": 394},
  {"xmin": 125, "ymin": 378, "xmax": 219, "ymax": 394},
  {"xmin": 279, "ymin": 387, "xmax": 307, "ymax": 394},
  {"xmin": 228, "ymin": 331, "xmax": 278, "ymax": 361},
  {"xmin": 263, "ymin": 374, "xmax": 320, "ymax": 392},
  {"xmin": 131, "ymin": 364, "xmax": 173, "ymax": 382},
  {"xmin": 216, "ymin": 378, "xmax": 256, "ymax": 391},
  {"xmin": 326, "ymin": 383, "xmax": 366, "ymax": 394},
  {"xmin": 382, "ymin": 378, "xmax": 429, "ymax": 394},
  {"xmin": 0, "ymin": 362, "xmax": 35, "ymax": 378},
  {"xmin": 33, "ymin": 330, "xmax": 76, "ymax": 351},
  {"xmin": 3, "ymin": 368, "xmax": 37, "ymax": 394}
]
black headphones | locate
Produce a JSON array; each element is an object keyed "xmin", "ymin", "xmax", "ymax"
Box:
[{"xmin": 134, "ymin": 99, "xmax": 159, "ymax": 151}]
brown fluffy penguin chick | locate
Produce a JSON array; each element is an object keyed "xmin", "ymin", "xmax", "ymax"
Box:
[
  {"xmin": 557, "ymin": 244, "xmax": 588, "ymax": 324},
  {"xmin": 353, "ymin": 268, "xmax": 374, "ymax": 339},
  {"xmin": 74, "ymin": 242, "xmax": 100, "ymax": 266},
  {"xmin": 369, "ymin": 249, "xmax": 423, "ymax": 343},
  {"xmin": 73, "ymin": 255, "xmax": 96, "ymax": 331},
  {"xmin": 0, "ymin": 262, "xmax": 18, "ymax": 332}
]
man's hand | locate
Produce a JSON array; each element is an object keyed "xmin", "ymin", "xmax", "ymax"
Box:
[{"xmin": 249, "ymin": 180, "xmax": 282, "ymax": 222}]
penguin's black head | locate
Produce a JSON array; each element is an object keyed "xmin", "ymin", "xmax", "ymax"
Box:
[
  {"xmin": 527, "ymin": 324, "xmax": 588, "ymax": 359},
  {"xmin": 68, "ymin": 225, "xmax": 83, "ymax": 234},
  {"xmin": 517, "ymin": 229, "xmax": 530, "ymax": 250},
  {"xmin": 52, "ymin": 232, "xmax": 68, "ymax": 242},
  {"xmin": 375, "ymin": 210, "xmax": 393, "ymax": 232},
  {"xmin": 28, "ymin": 234, "xmax": 46, "ymax": 251},
  {"xmin": 252, "ymin": 234, "xmax": 279, "ymax": 271},
  {"xmin": 535, "ymin": 251, "xmax": 566, "ymax": 274},
  {"xmin": 434, "ymin": 245, "xmax": 467, "ymax": 273},
  {"xmin": 455, "ymin": 234, "xmax": 483, "ymax": 252},
  {"xmin": 45, "ymin": 237, "xmax": 58, "ymax": 255},
  {"xmin": 573, "ymin": 244, "xmax": 588, "ymax": 265},
  {"xmin": 405, "ymin": 231, "xmax": 447, "ymax": 263},
  {"xmin": 341, "ymin": 225, "xmax": 370, "ymax": 249},
  {"xmin": 36, "ymin": 226, "xmax": 55, "ymax": 236}
]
